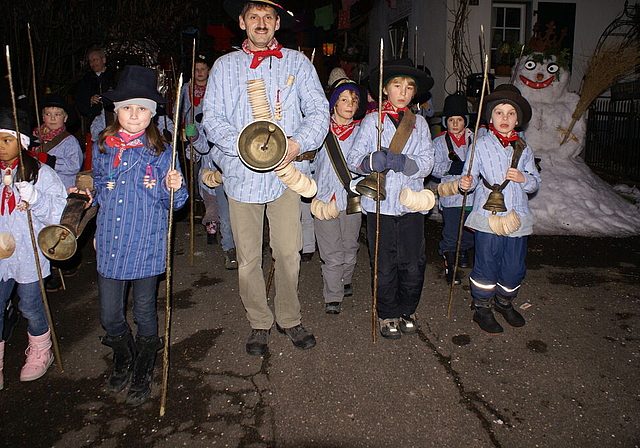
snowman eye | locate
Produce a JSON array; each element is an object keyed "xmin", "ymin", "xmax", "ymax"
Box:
[
  {"xmin": 547, "ymin": 63, "xmax": 559, "ymax": 74},
  {"xmin": 524, "ymin": 60, "xmax": 537, "ymax": 70}
]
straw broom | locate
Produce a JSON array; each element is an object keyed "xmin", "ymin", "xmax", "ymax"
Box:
[{"xmin": 561, "ymin": 41, "xmax": 640, "ymax": 145}]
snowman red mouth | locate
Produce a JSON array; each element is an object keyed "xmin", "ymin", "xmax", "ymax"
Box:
[{"xmin": 519, "ymin": 74, "xmax": 555, "ymax": 89}]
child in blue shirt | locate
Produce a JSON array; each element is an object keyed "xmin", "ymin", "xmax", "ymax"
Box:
[
  {"xmin": 431, "ymin": 93, "xmax": 475, "ymax": 285},
  {"xmin": 93, "ymin": 66, "xmax": 187, "ymax": 405},
  {"xmin": 459, "ymin": 85, "xmax": 540, "ymax": 334},
  {"xmin": 348, "ymin": 58, "xmax": 435, "ymax": 340}
]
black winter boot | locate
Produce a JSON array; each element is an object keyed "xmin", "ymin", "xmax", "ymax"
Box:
[
  {"xmin": 101, "ymin": 332, "xmax": 137, "ymax": 393},
  {"xmin": 126, "ymin": 336, "xmax": 163, "ymax": 406},
  {"xmin": 472, "ymin": 303, "xmax": 503, "ymax": 335},
  {"xmin": 494, "ymin": 295, "xmax": 526, "ymax": 327},
  {"xmin": 443, "ymin": 251, "xmax": 461, "ymax": 285}
]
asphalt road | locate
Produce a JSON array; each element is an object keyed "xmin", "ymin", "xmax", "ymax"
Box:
[{"xmin": 0, "ymin": 215, "xmax": 638, "ymax": 448}]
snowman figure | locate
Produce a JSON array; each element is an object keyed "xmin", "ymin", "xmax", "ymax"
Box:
[{"xmin": 511, "ymin": 42, "xmax": 640, "ymax": 236}]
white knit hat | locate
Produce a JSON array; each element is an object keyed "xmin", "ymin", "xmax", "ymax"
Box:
[{"xmin": 327, "ymin": 68, "xmax": 348, "ymax": 88}]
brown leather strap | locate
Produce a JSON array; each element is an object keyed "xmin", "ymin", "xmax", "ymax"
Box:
[
  {"xmin": 294, "ymin": 149, "xmax": 318, "ymax": 162},
  {"xmin": 387, "ymin": 110, "xmax": 416, "ymax": 154},
  {"xmin": 41, "ymin": 131, "xmax": 71, "ymax": 153}
]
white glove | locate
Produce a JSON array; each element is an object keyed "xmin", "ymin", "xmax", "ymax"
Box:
[{"xmin": 16, "ymin": 181, "xmax": 38, "ymax": 204}]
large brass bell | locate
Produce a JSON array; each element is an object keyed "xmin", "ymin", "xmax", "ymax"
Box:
[
  {"xmin": 483, "ymin": 190, "xmax": 507, "ymax": 214},
  {"xmin": 237, "ymin": 120, "xmax": 288, "ymax": 171},
  {"xmin": 356, "ymin": 172, "xmax": 387, "ymax": 201},
  {"xmin": 346, "ymin": 195, "xmax": 361, "ymax": 214},
  {"xmin": 38, "ymin": 193, "xmax": 97, "ymax": 261}
]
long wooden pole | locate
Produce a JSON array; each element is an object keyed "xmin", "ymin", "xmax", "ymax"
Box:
[
  {"xmin": 160, "ymin": 73, "xmax": 184, "ymax": 417},
  {"xmin": 27, "ymin": 24, "xmax": 41, "ymax": 133},
  {"xmin": 5, "ymin": 45, "xmax": 63, "ymax": 372},
  {"xmin": 372, "ymin": 38, "xmax": 384, "ymax": 343},
  {"xmin": 188, "ymin": 39, "xmax": 196, "ymax": 267},
  {"xmin": 446, "ymin": 54, "xmax": 489, "ymax": 319}
]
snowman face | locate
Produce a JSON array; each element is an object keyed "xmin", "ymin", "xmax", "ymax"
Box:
[{"xmin": 514, "ymin": 53, "xmax": 570, "ymax": 98}]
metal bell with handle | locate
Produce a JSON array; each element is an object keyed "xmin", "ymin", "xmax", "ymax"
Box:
[
  {"xmin": 237, "ymin": 120, "xmax": 288, "ymax": 171},
  {"xmin": 483, "ymin": 189, "xmax": 507, "ymax": 214},
  {"xmin": 37, "ymin": 193, "xmax": 97, "ymax": 261},
  {"xmin": 356, "ymin": 172, "xmax": 387, "ymax": 201}
]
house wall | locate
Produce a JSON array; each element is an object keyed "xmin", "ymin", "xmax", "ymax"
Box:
[{"xmin": 369, "ymin": 0, "xmax": 629, "ymax": 112}]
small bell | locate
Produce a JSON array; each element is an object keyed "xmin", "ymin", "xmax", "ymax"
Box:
[
  {"xmin": 356, "ymin": 172, "xmax": 387, "ymax": 201},
  {"xmin": 483, "ymin": 190, "xmax": 507, "ymax": 214},
  {"xmin": 3, "ymin": 168, "xmax": 13, "ymax": 186},
  {"xmin": 346, "ymin": 195, "xmax": 361, "ymax": 214}
]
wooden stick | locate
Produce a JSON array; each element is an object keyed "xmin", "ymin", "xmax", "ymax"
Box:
[
  {"xmin": 446, "ymin": 54, "xmax": 489, "ymax": 320},
  {"xmin": 372, "ymin": 37, "xmax": 384, "ymax": 343},
  {"xmin": 188, "ymin": 39, "xmax": 196, "ymax": 267},
  {"xmin": 5, "ymin": 45, "xmax": 63, "ymax": 372},
  {"xmin": 160, "ymin": 73, "xmax": 184, "ymax": 418},
  {"xmin": 414, "ymin": 26, "xmax": 418, "ymax": 67},
  {"xmin": 27, "ymin": 24, "xmax": 42, "ymax": 134}
]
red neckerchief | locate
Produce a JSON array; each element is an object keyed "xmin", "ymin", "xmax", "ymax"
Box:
[
  {"xmin": 488, "ymin": 124, "xmax": 519, "ymax": 147},
  {"xmin": 448, "ymin": 130, "xmax": 466, "ymax": 147},
  {"xmin": 0, "ymin": 159, "xmax": 18, "ymax": 215},
  {"xmin": 105, "ymin": 130, "xmax": 145, "ymax": 168},
  {"xmin": 381, "ymin": 100, "xmax": 407, "ymax": 122},
  {"xmin": 242, "ymin": 38, "xmax": 283, "ymax": 69},
  {"xmin": 330, "ymin": 117, "xmax": 359, "ymax": 141},
  {"xmin": 193, "ymin": 83, "xmax": 206, "ymax": 108},
  {"xmin": 35, "ymin": 124, "xmax": 66, "ymax": 143}
]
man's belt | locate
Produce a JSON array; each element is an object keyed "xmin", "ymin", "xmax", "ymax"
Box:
[{"xmin": 294, "ymin": 149, "xmax": 318, "ymax": 162}]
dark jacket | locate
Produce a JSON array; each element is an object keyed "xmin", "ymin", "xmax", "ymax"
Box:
[{"xmin": 75, "ymin": 66, "xmax": 116, "ymax": 122}]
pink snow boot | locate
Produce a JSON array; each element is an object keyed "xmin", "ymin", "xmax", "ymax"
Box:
[
  {"xmin": 0, "ymin": 341, "xmax": 4, "ymax": 390},
  {"xmin": 20, "ymin": 330, "xmax": 54, "ymax": 382}
]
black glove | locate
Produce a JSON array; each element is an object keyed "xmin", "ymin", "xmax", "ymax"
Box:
[{"xmin": 448, "ymin": 160, "xmax": 464, "ymax": 176}]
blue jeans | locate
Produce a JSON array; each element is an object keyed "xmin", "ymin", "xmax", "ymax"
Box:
[
  {"xmin": 98, "ymin": 275, "xmax": 159, "ymax": 338},
  {"xmin": 0, "ymin": 279, "xmax": 49, "ymax": 340}
]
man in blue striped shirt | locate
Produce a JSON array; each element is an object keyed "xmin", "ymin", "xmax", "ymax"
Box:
[{"xmin": 203, "ymin": 0, "xmax": 329, "ymax": 356}]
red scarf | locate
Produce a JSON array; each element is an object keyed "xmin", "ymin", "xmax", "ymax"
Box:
[
  {"xmin": 35, "ymin": 124, "xmax": 66, "ymax": 143},
  {"xmin": 488, "ymin": 124, "xmax": 519, "ymax": 147},
  {"xmin": 448, "ymin": 130, "xmax": 466, "ymax": 147},
  {"xmin": 381, "ymin": 100, "xmax": 407, "ymax": 121},
  {"xmin": 0, "ymin": 159, "xmax": 18, "ymax": 215},
  {"xmin": 192, "ymin": 84, "xmax": 206, "ymax": 108},
  {"xmin": 105, "ymin": 130, "xmax": 145, "ymax": 168},
  {"xmin": 242, "ymin": 38, "xmax": 283, "ymax": 69},
  {"xmin": 330, "ymin": 117, "xmax": 359, "ymax": 141}
]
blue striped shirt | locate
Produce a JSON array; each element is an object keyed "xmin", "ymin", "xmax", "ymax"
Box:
[
  {"xmin": 202, "ymin": 48, "xmax": 329, "ymax": 203},
  {"xmin": 346, "ymin": 112, "xmax": 435, "ymax": 216},
  {"xmin": 0, "ymin": 164, "xmax": 67, "ymax": 283},
  {"xmin": 312, "ymin": 122, "xmax": 361, "ymax": 211},
  {"xmin": 92, "ymin": 134, "xmax": 188, "ymax": 279},
  {"xmin": 48, "ymin": 135, "xmax": 84, "ymax": 190},
  {"xmin": 462, "ymin": 133, "xmax": 541, "ymax": 236},
  {"xmin": 431, "ymin": 130, "xmax": 475, "ymax": 209}
]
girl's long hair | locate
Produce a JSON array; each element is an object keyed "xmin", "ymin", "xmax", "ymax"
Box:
[
  {"xmin": 15, "ymin": 150, "xmax": 40, "ymax": 184},
  {"xmin": 98, "ymin": 117, "xmax": 167, "ymax": 156}
]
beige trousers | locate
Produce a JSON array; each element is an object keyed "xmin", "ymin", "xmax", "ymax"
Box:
[{"xmin": 228, "ymin": 188, "xmax": 302, "ymax": 329}]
